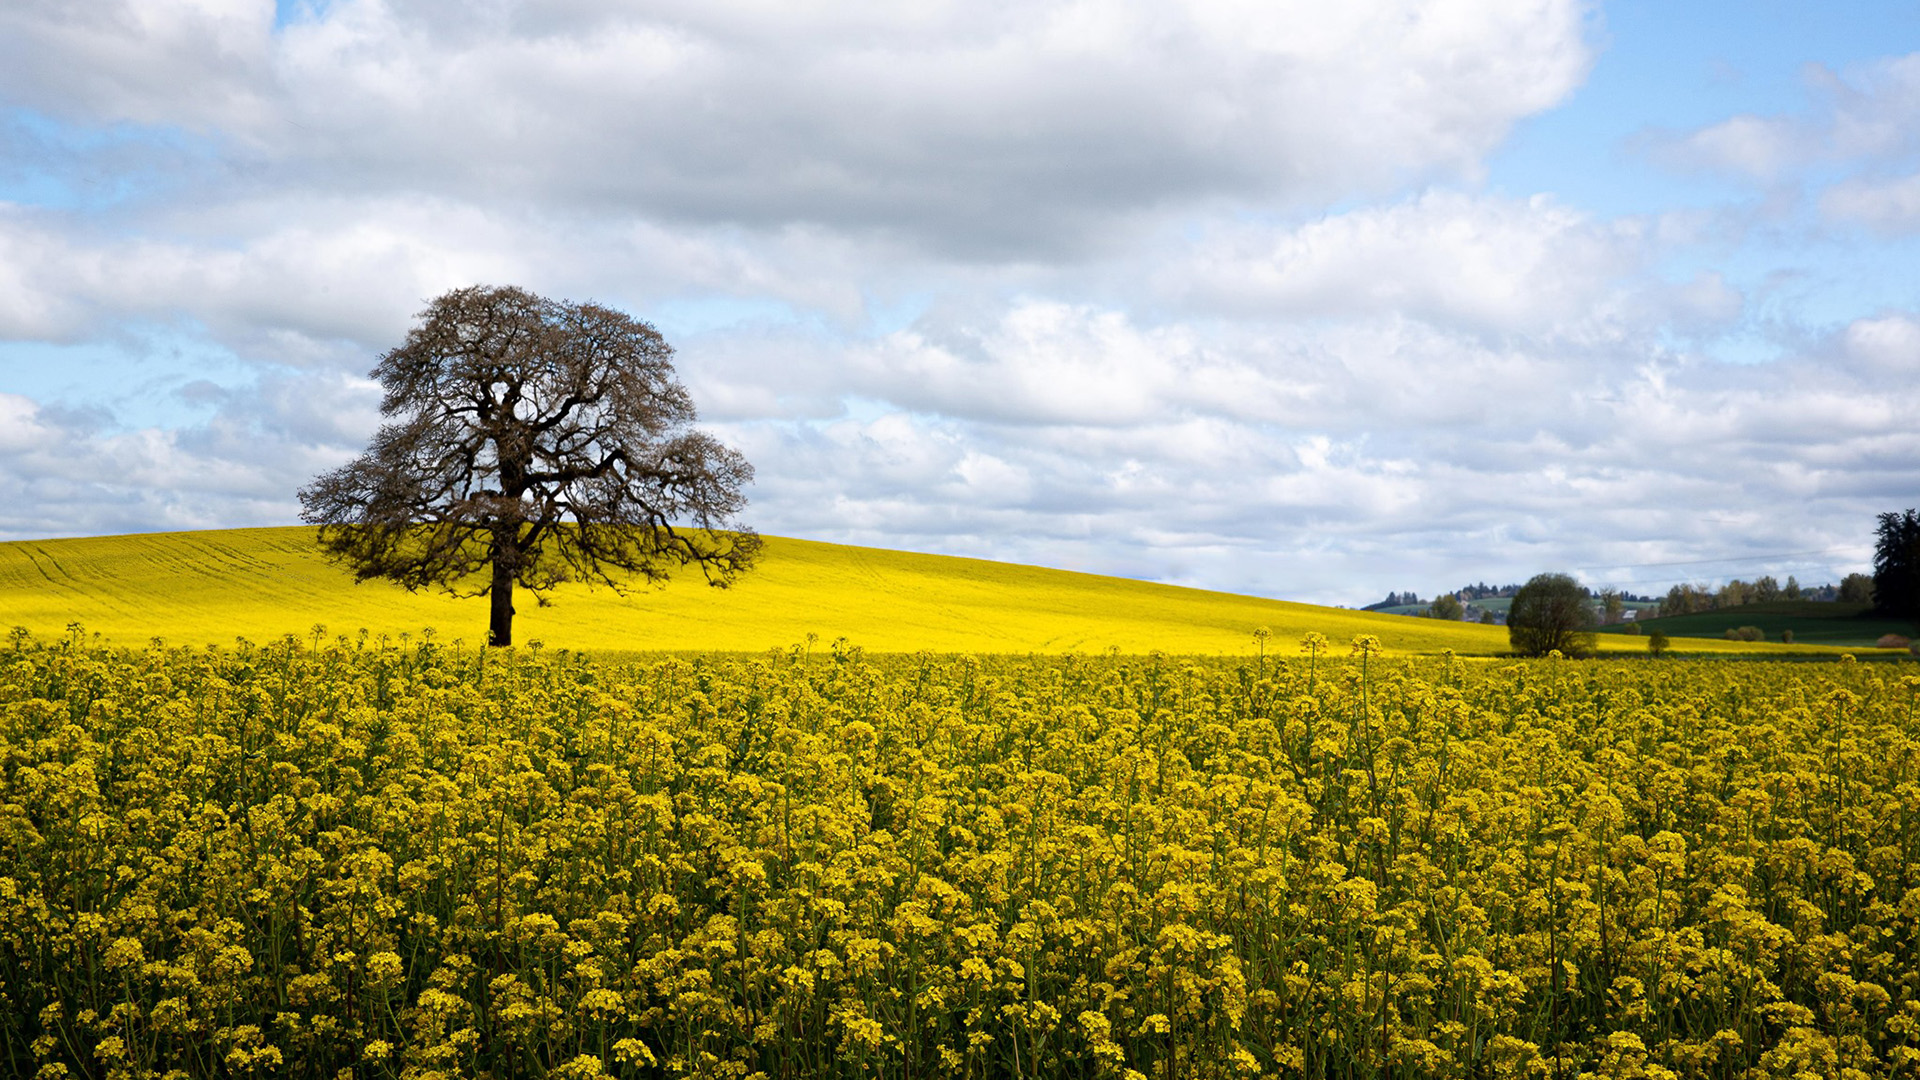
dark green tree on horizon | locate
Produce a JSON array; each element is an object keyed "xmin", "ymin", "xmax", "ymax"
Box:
[
  {"xmin": 1873, "ymin": 508, "xmax": 1920, "ymax": 620},
  {"xmin": 1508, "ymin": 572, "xmax": 1597, "ymax": 657}
]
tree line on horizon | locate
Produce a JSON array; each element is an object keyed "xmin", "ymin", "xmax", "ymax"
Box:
[
  {"xmin": 1388, "ymin": 568, "xmax": 1890, "ymax": 626},
  {"xmin": 1489, "ymin": 513, "xmax": 1919, "ymax": 657}
]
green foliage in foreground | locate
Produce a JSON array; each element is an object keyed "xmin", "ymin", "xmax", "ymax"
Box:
[{"xmin": 4, "ymin": 633, "xmax": 1920, "ymax": 1078}]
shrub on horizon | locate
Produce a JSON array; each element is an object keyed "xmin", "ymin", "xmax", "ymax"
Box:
[{"xmin": 1508, "ymin": 572, "xmax": 1597, "ymax": 657}]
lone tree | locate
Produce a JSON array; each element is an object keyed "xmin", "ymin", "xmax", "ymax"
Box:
[
  {"xmin": 299, "ymin": 285, "xmax": 760, "ymax": 646},
  {"xmin": 1873, "ymin": 508, "xmax": 1920, "ymax": 620},
  {"xmin": 1507, "ymin": 572, "xmax": 1597, "ymax": 657}
]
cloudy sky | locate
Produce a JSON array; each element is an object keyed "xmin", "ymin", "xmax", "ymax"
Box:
[{"xmin": 2, "ymin": 0, "xmax": 1916, "ymax": 605}]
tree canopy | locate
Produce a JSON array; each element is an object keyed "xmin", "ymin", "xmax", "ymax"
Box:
[
  {"xmin": 1840, "ymin": 572, "xmax": 1875, "ymax": 605},
  {"xmin": 1873, "ymin": 508, "xmax": 1920, "ymax": 620},
  {"xmin": 299, "ymin": 285, "xmax": 759, "ymax": 646},
  {"xmin": 1507, "ymin": 572, "xmax": 1596, "ymax": 657}
]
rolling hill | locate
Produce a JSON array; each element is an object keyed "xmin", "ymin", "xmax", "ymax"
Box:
[{"xmin": 0, "ymin": 527, "xmax": 1875, "ymax": 657}]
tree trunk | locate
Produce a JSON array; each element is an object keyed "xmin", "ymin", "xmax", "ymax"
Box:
[{"xmin": 489, "ymin": 549, "xmax": 515, "ymax": 647}]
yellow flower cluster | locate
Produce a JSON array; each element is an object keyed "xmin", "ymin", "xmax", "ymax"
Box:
[{"xmin": 4, "ymin": 627, "xmax": 1920, "ymax": 1079}]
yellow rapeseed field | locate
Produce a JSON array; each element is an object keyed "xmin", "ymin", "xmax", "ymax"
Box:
[
  {"xmin": 0, "ymin": 528, "xmax": 1856, "ymax": 658},
  {"xmin": 3, "ymin": 630, "xmax": 1918, "ymax": 1078}
]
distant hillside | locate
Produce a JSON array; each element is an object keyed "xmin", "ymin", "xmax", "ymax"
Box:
[
  {"xmin": 0, "ymin": 527, "xmax": 1861, "ymax": 657},
  {"xmin": 1601, "ymin": 601, "xmax": 1915, "ymax": 648}
]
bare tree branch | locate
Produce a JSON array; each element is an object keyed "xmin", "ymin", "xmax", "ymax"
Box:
[{"xmin": 298, "ymin": 285, "xmax": 761, "ymax": 645}]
